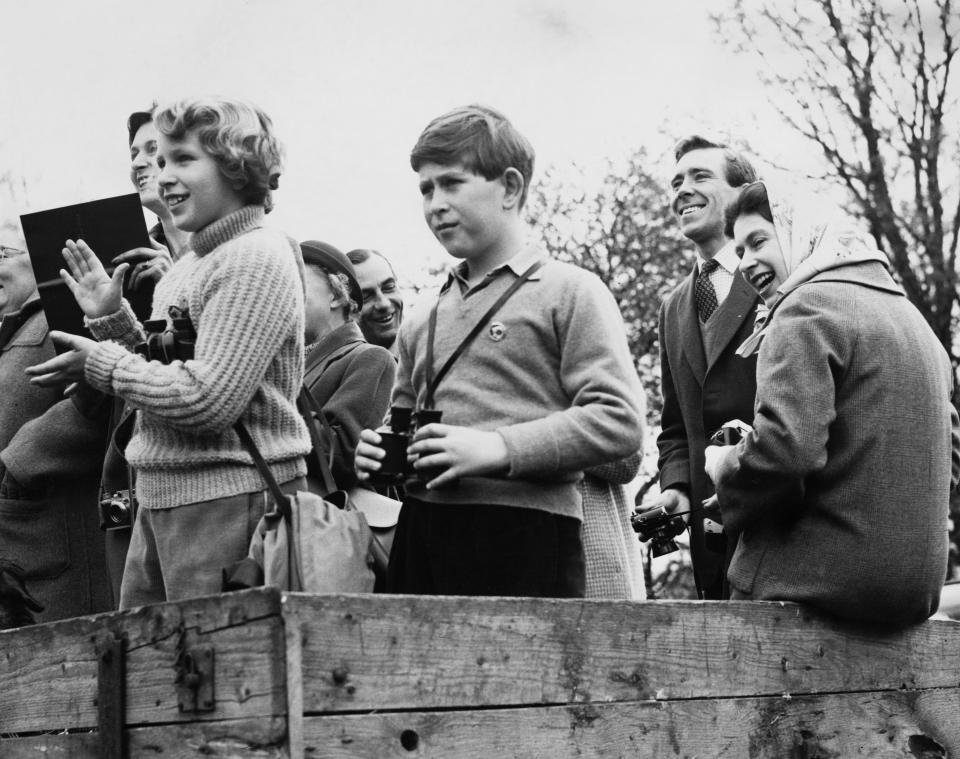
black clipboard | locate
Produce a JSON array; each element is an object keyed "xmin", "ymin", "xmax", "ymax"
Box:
[{"xmin": 19, "ymin": 194, "xmax": 154, "ymax": 348}]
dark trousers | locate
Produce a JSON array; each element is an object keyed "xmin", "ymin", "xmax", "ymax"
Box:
[{"xmin": 386, "ymin": 497, "xmax": 586, "ymax": 598}]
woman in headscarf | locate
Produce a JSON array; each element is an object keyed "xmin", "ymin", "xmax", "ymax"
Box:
[{"xmin": 704, "ymin": 180, "xmax": 959, "ymax": 627}]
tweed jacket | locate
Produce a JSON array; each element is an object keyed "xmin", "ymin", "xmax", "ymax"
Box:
[
  {"xmin": 0, "ymin": 301, "xmax": 111, "ymax": 621},
  {"xmin": 657, "ymin": 263, "xmax": 760, "ymax": 597},
  {"xmin": 580, "ymin": 454, "xmax": 646, "ymax": 599},
  {"xmin": 304, "ymin": 321, "xmax": 396, "ymax": 490},
  {"xmin": 716, "ymin": 261, "xmax": 959, "ymax": 627}
]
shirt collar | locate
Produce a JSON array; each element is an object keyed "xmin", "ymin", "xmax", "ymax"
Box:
[
  {"xmin": 305, "ymin": 321, "xmax": 364, "ymax": 361},
  {"xmin": 699, "ymin": 240, "xmax": 739, "ymax": 275},
  {"xmin": 442, "ymin": 244, "xmax": 545, "ymax": 294}
]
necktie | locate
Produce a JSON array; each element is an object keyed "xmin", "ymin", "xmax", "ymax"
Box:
[{"xmin": 696, "ymin": 259, "xmax": 720, "ymax": 322}]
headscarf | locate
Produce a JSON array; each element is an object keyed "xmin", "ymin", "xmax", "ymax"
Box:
[{"xmin": 736, "ymin": 181, "xmax": 889, "ymax": 357}]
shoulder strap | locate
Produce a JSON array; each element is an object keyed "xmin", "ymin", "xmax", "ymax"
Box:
[
  {"xmin": 296, "ymin": 386, "xmax": 339, "ymax": 495},
  {"xmin": 424, "ymin": 259, "xmax": 545, "ymax": 409},
  {"xmin": 235, "ymin": 421, "xmax": 293, "ymax": 522}
]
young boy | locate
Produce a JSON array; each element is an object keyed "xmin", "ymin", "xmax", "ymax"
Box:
[
  {"xmin": 28, "ymin": 97, "xmax": 311, "ymax": 608},
  {"xmin": 355, "ymin": 104, "xmax": 644, "ymax": 597}
]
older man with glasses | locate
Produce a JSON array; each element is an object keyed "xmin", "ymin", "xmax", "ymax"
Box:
[{"xmin": 0, "ymin": 234, "xmax": 111, "ymax": 624}]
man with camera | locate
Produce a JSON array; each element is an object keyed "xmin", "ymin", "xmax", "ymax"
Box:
[{"xmin": 644, "ymin": 136, "xmax": 760, "ymax": 600}]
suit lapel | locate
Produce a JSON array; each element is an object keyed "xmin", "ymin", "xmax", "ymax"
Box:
[
  {"xmin": 677, "ymin": 270, "xmax": 707, "ymax": 383},
  {"xmin": 704, "ymin": 271, "xmax": 758, "ymax": 369}
]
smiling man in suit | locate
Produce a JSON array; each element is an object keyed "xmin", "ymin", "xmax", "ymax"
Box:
[{"xmin": 646, "ymin": 136, "xmax": 759, "ymax": 600}]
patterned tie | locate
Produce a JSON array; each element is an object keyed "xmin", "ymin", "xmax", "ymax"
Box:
[{"xmin": 695, "ymin": 259, "xmax": 720, "ymax": 322}]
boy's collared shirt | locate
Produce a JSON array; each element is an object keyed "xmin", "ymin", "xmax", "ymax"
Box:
[
  {"xmin": 444, "ymin": 245, "xmax": 544, "ymax": 298},
  {"xmin": 392, "ymin": 245, "xmax": 644, "ymax": 521}
]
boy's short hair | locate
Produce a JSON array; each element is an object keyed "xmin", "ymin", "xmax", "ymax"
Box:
[
  {"xmin": 409, "ymin": 104, "xmax": 535, "ymax": 208},
  {"xmin": 154, "ymin": 97, "xmax": 283, "ymax": 213},
  {"xmin": 674, "ymin": 135, "xmax": 757, "ymax": 188},
  {"xmin": 723, "ymin": 181, "xmax": 773, "ymax": 239}
]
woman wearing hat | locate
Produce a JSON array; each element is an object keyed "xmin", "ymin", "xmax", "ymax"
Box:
[{"xmin": 300, "ymin": 240, "xmax": 397, "ymax": 490}]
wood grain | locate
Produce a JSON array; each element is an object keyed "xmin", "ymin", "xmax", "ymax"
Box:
[
  {"xmin": 0, "ymin": 589, "xmax": 285, "ymax": 733},
  {"xmin": 301, "ymin": 689, "xmax": 960, "ymax": 758},
  {"xmin": 286, "ymin": 594, "xmax": 960, "ymax": 711}
]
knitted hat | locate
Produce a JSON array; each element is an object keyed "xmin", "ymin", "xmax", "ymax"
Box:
[{"xmin": 300, "ymin": 240, "xmax": 363, "ymax": 312}]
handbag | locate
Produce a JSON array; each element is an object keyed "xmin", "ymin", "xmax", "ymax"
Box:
[
  {"xmin": 223, "ymin": 422, "xmax": 376, "ymax": 594},
  {"xmin": 296, "ymin": 386, "xmax": 401, "ymax": 583}
]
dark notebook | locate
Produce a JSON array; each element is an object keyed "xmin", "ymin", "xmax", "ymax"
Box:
[{"xmin": 20, "ymin": 193, "xmax": 154, "ymax": 349}]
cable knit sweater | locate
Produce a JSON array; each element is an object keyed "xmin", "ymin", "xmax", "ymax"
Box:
[{"xmin": 84, "ymin": 205, "xmax": 310, "ymax": 509}]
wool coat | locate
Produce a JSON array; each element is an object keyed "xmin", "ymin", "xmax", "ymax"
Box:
[
  {"xmin": 657, "ymin": 266, "xmax": 759, "ymax": 598},
  {"xmin": 0, "ymin": 302, "xmax": 111, "ymax": 622},
  {"xmin": 304, "ymin": 321, "xmax": 396, "ymax": 490},
  {"xmin": 715, "ymin": 261, "xmax": 960, "ymax": 627}
]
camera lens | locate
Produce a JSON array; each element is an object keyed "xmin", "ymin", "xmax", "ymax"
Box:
[{"xmin": 104, "ymin": 499, "xmax": 130, "ymax": 526}]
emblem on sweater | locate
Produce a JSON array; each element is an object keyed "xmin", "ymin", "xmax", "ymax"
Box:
[{"xmin": 488, "ymin": 321, "xmax": 506, "ymax": 341}]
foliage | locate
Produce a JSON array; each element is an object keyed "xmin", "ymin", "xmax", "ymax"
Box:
[
  {"xmin": 715, "ymin": 0, "xmax": 960, "ymax": 578},
  {"xmin": 645, "ymin": 550, "xmax": 699, "ymax": 600},
  {"xmin": 526, "ymin": 152, "xmax": 700, "ymax": 592},
  {"xmin": 526, "ymin": 151, "xmax": 693, "ymax": 426},
  {"xmin": 716, "ymin": 0, "xmax": 960, "ymax": 363}
]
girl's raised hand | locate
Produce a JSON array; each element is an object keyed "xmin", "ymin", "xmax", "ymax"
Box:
[{"xmin": 61, "ymin": 239, "xmax": 128, "ymax": 319}]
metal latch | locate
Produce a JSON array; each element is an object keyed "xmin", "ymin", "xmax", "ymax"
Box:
[{"xmin": 175, "ymin": 645, "xmax": 215, "ymax": 713}]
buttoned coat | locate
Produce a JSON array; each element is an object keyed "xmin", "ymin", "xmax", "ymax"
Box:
[
  {"xmin": 657, "ymin": 265, "xmax": 759, "ymax": 598},
  {"xmin": 0, "ymin": 303, "xmax": 111, "ymax": 622},
  {"xmin": 716, "ymin": 261, "xmax": 959, "ymax": 627}
]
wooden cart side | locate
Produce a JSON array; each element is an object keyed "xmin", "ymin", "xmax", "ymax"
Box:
[
  {"xmin": 285, "ymin": 594, "xmax": 960, "ymax": 711},
  {"xmin": 0, "ymin": 588, "xmax": 287, "ymax": 735}
]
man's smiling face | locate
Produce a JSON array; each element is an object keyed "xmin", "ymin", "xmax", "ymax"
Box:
[{"xmin": 670, "ymin": 147, "xmax": 741, "ymax": 255}]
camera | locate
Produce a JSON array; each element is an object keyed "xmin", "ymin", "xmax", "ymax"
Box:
[
  {"xmin": 368, "ymin": 407, "xmax": 446, "ymax": 487},
  {"xmin": 708, "ymin": 419, "xmax": 752, "ymax": 447},
  {"xmin": 631, "ymin": 504, "xmax": 687, "ymax": 557},
  {"xmin": 134, "ymin": 306, "xmax": 196, "ymax": 364},
  {"xmin": 98, "ymin": 489, "xmax": 137, "ymax": 531}
]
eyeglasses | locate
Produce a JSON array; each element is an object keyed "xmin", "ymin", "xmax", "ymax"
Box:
[{"xmin": 0, "ymin": 246, "xmax": 26, "ymax": 262}]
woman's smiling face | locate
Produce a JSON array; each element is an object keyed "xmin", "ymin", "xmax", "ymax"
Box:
[{"xmin": 734, "ymin": 212, "xmax": 788, "ymax": 304}]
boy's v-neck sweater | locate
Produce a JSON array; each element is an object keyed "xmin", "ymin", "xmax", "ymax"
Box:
[
  {"xmin": 84, "ymin": 206, "xmax": 310, "ymax": 509},
  {"xmin": 394, "ymin": 245, "xmax": 645, "ymax": 520}
]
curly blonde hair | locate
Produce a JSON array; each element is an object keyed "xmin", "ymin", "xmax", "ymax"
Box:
[{"xmin": 154, "ymin": 97, "xmax": 283, "ymax": 212}]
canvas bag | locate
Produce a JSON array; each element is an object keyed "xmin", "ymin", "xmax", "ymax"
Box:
[
  {"xmin": 225, "ymin": 422, "xmax": 376, "ymax": 593},
  {"xmin": 296, "ymin": 385, "xmax": 399, "ymax": 579}
]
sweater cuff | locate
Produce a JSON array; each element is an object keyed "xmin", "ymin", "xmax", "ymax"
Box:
[
  {"xmin": 84, "ymin": 340, "xmax": 129, "ymax": 394},
  {"xmin": 85, "ymin": 299, "xmax": 139, "ymax": 342},
  {"xmin": 498, "ymin": 423, "xmax": 560, "ymax": 478}
]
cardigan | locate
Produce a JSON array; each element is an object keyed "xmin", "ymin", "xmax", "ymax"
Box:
[
  {"xmin": 393, "ymin": 245, "xmax": 645, "ymax": 520},
  {"xmin": 84, "ymin": 206, "xmax": 310, "ymax": 508}
]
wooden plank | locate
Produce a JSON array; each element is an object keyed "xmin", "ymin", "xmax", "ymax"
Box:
[
  {"xmin": 302, "ymin": 689, "xmax": 960, "ymax": 758},
  {"xmin": 285, "ymin": 594, "xmax": 960, "ymax": 712},
  {"xmin": 0, "ymin": 716, "xmax": 288, "ymax": 758},
  {"xmin": 0, "ymin": 589, "xmax": 286, "ymax": 734}
]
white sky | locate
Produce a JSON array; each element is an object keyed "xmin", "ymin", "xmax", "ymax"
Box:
[{"xmin": 2, "ymin": 0, "xmax": 820, "ymax": 283}]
